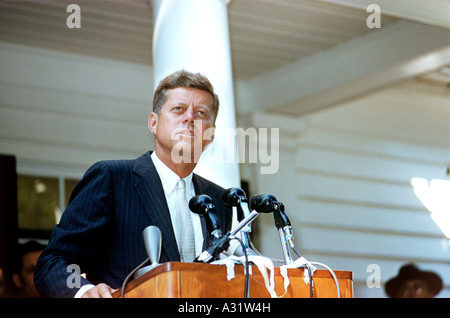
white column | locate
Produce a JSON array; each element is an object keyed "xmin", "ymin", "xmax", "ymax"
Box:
[{"xmin": 152, "ymin": 0, "xmax": 239, "ymax": 188}]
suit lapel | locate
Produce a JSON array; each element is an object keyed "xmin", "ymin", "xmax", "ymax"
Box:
[{"xmin": 133, "ymin": 152, "xmax": 180, "ymax": 262}]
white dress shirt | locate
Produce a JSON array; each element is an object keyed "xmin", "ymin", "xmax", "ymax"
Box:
[{"xmin": 150, "ymin": 151, "xmax": 203, "ymax": 257}]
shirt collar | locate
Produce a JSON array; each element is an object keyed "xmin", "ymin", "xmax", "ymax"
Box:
[{"xmin": 151, "ymin": 151, "xmax": 193, "ymax": 195}]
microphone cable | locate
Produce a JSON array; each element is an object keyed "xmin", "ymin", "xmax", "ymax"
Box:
[
  {"xmin": 309, "ymin": 261, "xmax": 341, "ymax": 298},
  {"xmin": 229, "ymin": 235, "xmax": 250, "ymax": 298},
  {"xmin": 292, "ymin": 245, "xmax": 340, "ymax": 297},
  {"xmin": 305, "ymin": 262, "xmax": 313, "ymax": 298},
  {"xmin": 292, "ymin": 244, "xmax": 341, "ymax": 298},
  {"xmin": 289, "ymin": 244, "xmax": 313, "ymax": 298},
  {"xmin": 120, "ymin": 257, "xmax": 150, "ymax": 298}
]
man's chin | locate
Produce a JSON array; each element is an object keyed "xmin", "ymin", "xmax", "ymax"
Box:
[{"xmin": 170, "ymin": 143, "xmax": 203, "ymax": 164}]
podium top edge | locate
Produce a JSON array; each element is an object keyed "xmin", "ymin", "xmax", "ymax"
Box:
[{"xmin": 134, "ymin": 261, "xmax": 353, "ymax": 280}]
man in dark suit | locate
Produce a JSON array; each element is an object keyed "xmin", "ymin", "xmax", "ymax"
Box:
[{"xmin": 34, "ymin": 70, "xmax": 233, "ymax": 298}]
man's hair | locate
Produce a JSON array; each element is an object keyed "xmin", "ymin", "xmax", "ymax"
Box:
[
  {"xmin": 152, "ymin": 70, "xmax": 219, "ymax": 125},
  {"xmin": 13, "ymin": 240, "xmax": 46, "ymax": 273}
]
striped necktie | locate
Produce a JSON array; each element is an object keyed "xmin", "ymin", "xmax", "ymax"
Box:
[{"xmin": 174, "ymin": 178, "xmax": 195, "ymax": 262}]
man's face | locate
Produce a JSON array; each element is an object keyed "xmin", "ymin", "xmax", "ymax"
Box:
[
  {"xmin": 149, "ymin": 87, "xmax": 215, "ymax": 164},
  {"xmin": 17, "ymin": 250, "xmax": 42, "ymax": 298},
  {"xmin": 398, "ymin": 278, "xmax": 434, "ymax": 298}
]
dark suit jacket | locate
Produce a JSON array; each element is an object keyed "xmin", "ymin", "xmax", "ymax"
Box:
[{"xmin": 34, "ymin": 151, "xmax": 232, "ymax": 298}]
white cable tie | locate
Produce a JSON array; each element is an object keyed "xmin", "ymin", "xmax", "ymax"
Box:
[{"xmin": 280, "ymin": 256, "xmax": 317, "ymax": 291}]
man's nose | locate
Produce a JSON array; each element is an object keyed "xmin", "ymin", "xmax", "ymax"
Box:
[{"xmin": 183, "ymin": 107, "xmax": 195, "ymax": 123}]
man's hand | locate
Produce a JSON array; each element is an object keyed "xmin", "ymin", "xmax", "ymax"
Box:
[{"xmin": 82, "ymin": 283, "xmax": 117, "ymax": 298}]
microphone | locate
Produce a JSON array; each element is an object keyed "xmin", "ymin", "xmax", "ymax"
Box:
[
  {"xmin": 221, "ymin": 188, "xmax": 249, "ymax": 221},
  {"xmin": 134, "ymin": 225, "xmax": 162, "ymax": 278},
  {"xmin": 276, "ymin": 203, "xmax": 291, "ymax": 227},
  {"xmin": 195, "ymin": 210, "xmax": 259, "ymax": 263},
  {"xmin": 277, "ymin": 202, "xmax": 296, "ymax": 260},
  {"xmin": 221, "ymin": 188, "xmax": 263, "ymax": 256},
  {"xmin": 249, "ymin": 194, "xmax": 291, "ymax": 228},
  {"xmin": 249, "ymin": 193, "xmax": 278, "ymax": 213},
  {"xmin": 143, "ymin": 225, "xmax": 162, "ymax": 264},
  {"xmin": 189, "ymin": 194, "xmax": 226, "ymax": 262},
  {"xmin": 250, "ymin": 194, "xmax": 294, "ymax": 264},
  {"xmin": 189, "ymin": 194, "xmax": 222, "ymax": 238}
]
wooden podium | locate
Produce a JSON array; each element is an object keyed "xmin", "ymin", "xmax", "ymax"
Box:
[{"xmin": 113, "ymin": 262, "xmax": 353, "ymax": 298}]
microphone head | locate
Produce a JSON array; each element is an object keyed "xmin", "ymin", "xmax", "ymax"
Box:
[
  {"xmin": 272, "ymin": 202, "xmax": 291, "ymax": 228},
  {"xmin": 189, "ymin": 194, "xmax": 215, "ymax": 215},
  {"xmin": 250, "ymin": 193, "xmax": 278, "ymax": 213},
  {"xmin": 189, "ymin": 194, "xmax": 221, "ymax": 234},
  {"xmin": 143, "ymin": 225, "xmax": 162, "ymax": 265},
  {"xmin": 135, "ymin": 226, "xmax": 162, "ymax": 279},
  {"xmin": 221, "ymin": 187, "xmax": 248, "ymax": 206}
]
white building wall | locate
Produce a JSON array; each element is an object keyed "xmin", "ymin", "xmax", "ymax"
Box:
[
  {"xmin": 0, "ymin": 41, "xmax": 154, "ymax": 178},
  {"xmin": 240, "ymin": 80, "xmax": 450, "ymax": 298}
]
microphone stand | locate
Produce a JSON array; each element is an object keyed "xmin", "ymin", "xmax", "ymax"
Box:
[
  {"xmin": 278, "ymin": 227, "xmax": 294, "ymax": 264},
  {"xmin": 275, "ymin": 203, "xmax": 294, "ymax": 264},
  {"xmin": 237, "ymin": 200, "xmax": 259, "ymax": 257},
  {"xmin": 221, "ymin": 188, "xmax": 261, "ymax": 257},
  {"xmin": 250, "ymin": 194, "xmax": 295, "ymax": 264}
]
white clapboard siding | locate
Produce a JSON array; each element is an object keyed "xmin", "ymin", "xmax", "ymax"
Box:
[
  {"xmin": 244, "ymin": 80, "xmax": 450, "ymax": 298},
  {"xmin": 0, "ymin": 42, "xmax": 152, "ymax": 101},
  {"xmin": 295, "ymin": 146, "xmax": 445, "ymax": 183},
  {"xmin": 0, "ymin": 103, "xmax": 149, "ymax": 155},
  {"xmin": 299, "ymin": 128, "xmax": 449, "ymax": 164},
  {"xmin": 297, "ymin": 227, "xmax": 450, "ymax": 262},
  {"xmin": 0, "ymin": 81, "xmax": 149, "ymax": 124},
  {"xmin": 292, "ymin": 200, "xmax": 442, "ymax": 237},
  {"xmin": 0, "ymin": 42, "xmax": 154, "ymax": 173},
  {"xmin": 295, "ymin": 172, "xmax": 423, "ymax": 210}
]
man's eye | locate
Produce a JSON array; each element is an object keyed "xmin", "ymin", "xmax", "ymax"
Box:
[{"xmin": 198, "ymin": 109, "xmax": 211, "ymax": 118}]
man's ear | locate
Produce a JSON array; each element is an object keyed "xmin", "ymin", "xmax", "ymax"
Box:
[
  {"xmin": 203, "ymin": 126, "xmax": 215, "ymax": 149},
  {"xmin": 148, "ymin": 112, "xmax": 158, "ymax": 135}
]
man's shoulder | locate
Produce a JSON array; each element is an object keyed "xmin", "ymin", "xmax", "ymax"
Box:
[{"xmin": 88, "ymin": 152, "xmax": 151, "ymax": 172}]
